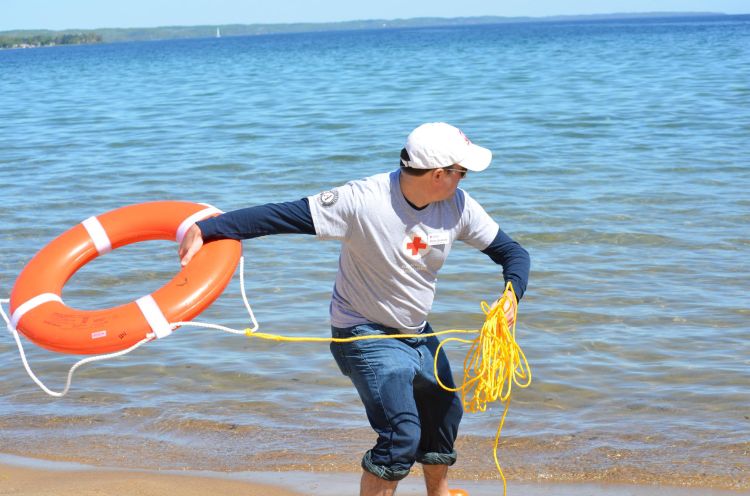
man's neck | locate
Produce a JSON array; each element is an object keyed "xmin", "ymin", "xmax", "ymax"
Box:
[{"xmin": 398, "ymin": 171, "xmax": 432, "ymax": 209}]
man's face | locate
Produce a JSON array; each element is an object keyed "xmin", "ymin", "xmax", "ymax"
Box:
[{"xmin": 431, "ymin": 165, "xmax": 467, "ymax": 201}]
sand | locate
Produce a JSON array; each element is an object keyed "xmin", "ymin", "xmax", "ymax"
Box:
[
  {"xmin": 2, "ymin": 454, "xmax": 746, "ymax": 496},
  {"xmin": 0, "ymin": 463, "xmax": 303, "ymax": 496}
]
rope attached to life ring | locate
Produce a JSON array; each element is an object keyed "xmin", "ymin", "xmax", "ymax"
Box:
[{"xmin": 2, "ymin": 257, "xmax": 530, "ymax": 495}]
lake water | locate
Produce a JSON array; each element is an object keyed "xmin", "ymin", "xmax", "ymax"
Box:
[{"xmin": 0, "ymin": 15, "xmax": 748, "ymax": 491}]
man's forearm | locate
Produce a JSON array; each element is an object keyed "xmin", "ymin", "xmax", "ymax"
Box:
[{"xmin": 197, "ymin": 198, "xmax": 316, "ymax": 241}]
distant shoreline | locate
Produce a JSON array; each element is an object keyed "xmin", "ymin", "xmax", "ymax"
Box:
[
  {"xmin": 0, "ymin": 12, "xmax": 745, "ymax": 47},
  {"xmin": 0, "ymin": 32, "xmax": 102, "ymax": 49}
]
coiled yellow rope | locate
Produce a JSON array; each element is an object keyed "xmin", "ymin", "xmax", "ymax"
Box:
[
  {"xmin": 244, "ymin": 281, "xmax": 530, "ymax": 495},
  {"xmin": 434, "ymin": 282, "xmax": 531, "ymax": 495}
]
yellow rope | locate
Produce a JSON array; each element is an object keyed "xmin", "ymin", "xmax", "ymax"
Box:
[
  {"xmin": 245, "ymin": 328, "xmax": 477, "ymax": 343},
  {"xmin": 433, "ymin": 282, "xmax": 531, "ymax": 495},
  {"xmin": 244, "ymin": 282, "xmax": 530, "ymax": 495}
]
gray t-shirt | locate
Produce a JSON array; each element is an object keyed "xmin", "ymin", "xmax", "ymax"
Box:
[{"xmin": 308, "ymin": 170, "xmax": 499, "ymax": 332}]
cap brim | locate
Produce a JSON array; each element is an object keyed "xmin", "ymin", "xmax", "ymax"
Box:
[{"xmin": 460, "ymin": 144, "xmax": 492, "ymax": 172}]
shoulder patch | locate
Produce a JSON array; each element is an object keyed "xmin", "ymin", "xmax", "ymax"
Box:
[{"xmin": 318, "ymin": 190, "xmax": 339, "ymax": 207}]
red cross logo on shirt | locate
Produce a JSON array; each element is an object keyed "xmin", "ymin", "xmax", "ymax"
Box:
[{"xmin": 406, "ymin": 236, "xmax": 427, "ymax": 256}]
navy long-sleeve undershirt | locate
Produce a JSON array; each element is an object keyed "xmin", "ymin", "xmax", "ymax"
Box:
[
  {"xmin": 197, "ymin": 199, "xmax": 316, "ymax": 240},
  {"xmin": 480, "ymin": 228, "xmax": 530, "ymax": 300},
  {"xmin": 197, "ymin": 198, "xmax": 530, "ymax": 300}
]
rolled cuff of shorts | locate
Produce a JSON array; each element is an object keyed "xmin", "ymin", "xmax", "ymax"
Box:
[
  {"xmin": 361, "ymin": 450, "xmax": 411, "ymax": 481},
  {"xmin": 417, "ymin": 450, "xmax": 457, "ymax": 466}
]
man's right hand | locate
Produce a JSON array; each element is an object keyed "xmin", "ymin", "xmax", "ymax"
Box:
[
  {"xmin": 179, "ymin": 224, "xmax": 203, "ymax": 266},
  {"xmin": 490, "ymin": 289, "xmax": 517, "ymax": 328}
]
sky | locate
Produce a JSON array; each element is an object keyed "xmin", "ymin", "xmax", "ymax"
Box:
[{"xmin": 2, "ymin": 0, "xmax": 748, "ymax": 31}]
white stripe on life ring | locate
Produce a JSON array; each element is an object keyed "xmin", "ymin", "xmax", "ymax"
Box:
[
  {"xmin": 82, "ymin": 216, "xmax": 112, "ymax": 255},
  {"xmin": 175, "ymin": 205, "xmax": 222, "ymax": 244},
  {"xmin": 11, "ymin": 293, "xmax": 63, "ymax": 329},
  {"xmin": 135, "ymin": 295, "xmax": 172, "ymax": 339}
]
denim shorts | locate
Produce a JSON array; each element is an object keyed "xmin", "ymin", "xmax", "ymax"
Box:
[{"xmin": 330, "ymin": 322, "xmax": 463, "ymax": 481}]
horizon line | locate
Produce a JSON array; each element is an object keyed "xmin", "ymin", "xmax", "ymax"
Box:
[{"xmin": 1, "ymin": 11, "xmax": 746, "ymax": 34}]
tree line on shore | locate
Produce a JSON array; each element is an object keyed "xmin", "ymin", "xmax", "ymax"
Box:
[{"xmin": 0, "ymin": 32, "xmax": 102, "ymax": 49}]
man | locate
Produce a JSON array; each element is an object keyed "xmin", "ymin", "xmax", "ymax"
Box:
[{"xmin": 179, "ymin": 122, "xmax": 530, "ymax": 496}]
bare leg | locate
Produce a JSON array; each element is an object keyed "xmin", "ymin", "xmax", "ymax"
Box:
[
  {"xmin": 360, "ymin": 470, "xmax": 398, "ymax": 496},
  {"xmin": 423, "ymin": 464, "xmax": 450, "ymax": 496}
]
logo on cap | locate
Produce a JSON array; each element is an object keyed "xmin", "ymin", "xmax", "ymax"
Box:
[{"xmin": 458, "ymin": 128, "xmax": 471, "ymax": 145}]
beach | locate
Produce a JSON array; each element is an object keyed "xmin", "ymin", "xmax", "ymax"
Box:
[
  {"xmin": 0, "ymin": 459, "xmax": 301, "ymax": 496},
  {"xmin": 1, "ymin": 455, "xmax": 746, "ymax": 496}
]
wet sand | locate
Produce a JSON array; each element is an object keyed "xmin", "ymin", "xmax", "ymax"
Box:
[
  {"xmin": 1, "ymin": 455, "xmax": 745, "ymax": 496},
  {"xmin": 0, "ymin": 463, "xmax": 302, "ymax": 496}
]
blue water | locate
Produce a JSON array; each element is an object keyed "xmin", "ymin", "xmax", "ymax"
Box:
[{"xmin": 1, "ymin": 16, "xmax": 748, "ymax": 489}]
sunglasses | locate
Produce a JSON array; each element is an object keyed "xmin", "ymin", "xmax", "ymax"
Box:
[{"xmin": 443, "ymin": 167, "xmax": 467, "ymax": 178}]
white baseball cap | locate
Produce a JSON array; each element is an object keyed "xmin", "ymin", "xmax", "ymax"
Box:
[{"xmin": 402, "ymin": 122, "xmax": 492, "ymax": 172}]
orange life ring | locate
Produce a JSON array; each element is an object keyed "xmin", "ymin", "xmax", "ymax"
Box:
[{"xmin": 9, "ymin": 201, "xmax": 241, "ymax": 355}]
